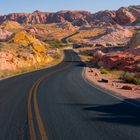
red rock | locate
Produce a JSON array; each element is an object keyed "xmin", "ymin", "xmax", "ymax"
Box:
[
  {"xmin": 94, "ymin": 30, "xmax": 140, "ymax": 73},
  {"xmin": 122, "ymin": 85, "xmax": 137, "ymax": 90},
  {"xmin": 93, "ymin": 50, "xmax": 105, "ymax": 61},
  {"xmin": 88, "ymin": 68, "xmax": 93, "ymax": 73},
  {"xmin": 98, "ymin": 79, "xmax": 109, "ymax": 83},
  {"xmin": 0, "ymin": 5, "xmax": 139, "ymax": 26},
  {"xmin": 115, "ymin": 7, "xmax": 136, "ymax": 25}
]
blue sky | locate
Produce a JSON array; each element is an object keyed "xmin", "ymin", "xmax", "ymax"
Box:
[{"xmin": 0, "ymin": 0, "xmax": 140, "ymax": 15}]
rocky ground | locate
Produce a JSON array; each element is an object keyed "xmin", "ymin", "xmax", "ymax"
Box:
[
  {"xmin": 85, "ymin": 67, "xmax": 140, "ymax": 100},
  {"xmin": 77, "ymin": 47, "xmax": 140, "ymax": 100}
]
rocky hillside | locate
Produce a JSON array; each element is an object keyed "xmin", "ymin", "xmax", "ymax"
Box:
[
  {"xmin": 128, "ymin": 31, "xmax": 140, "ymax": 51},
  {"xmin": 0, "ymin": 31, "xmax": 57, "ymax": 78},
  {"xmin": 0, "ymin": 28, "xmax": 12, "ymax": 40},
  {"xmin": 94, "ymin": 30, "xmax": 140, "ymax": 72},
  {"xmin": 0, "ymin": 5, "xmax": 140, "ymax": 26},
  {"xmin": 1, "ymin": 20, "xmax": 23, "ymax": 32},
  {"xmin": 88, "ymin": 26, "xmax": 133, "ymax": 47}
]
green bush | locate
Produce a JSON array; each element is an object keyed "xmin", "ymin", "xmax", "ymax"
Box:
[
  {"xmin": 133, "ymin": 78, "xmax": 140, "ymax": 85},
  {"xmin": 100, "ymin": 67, "xmax": 109, "ymax": 74},
  {"xmin": 121, "ymin": 72, "xmax": 140, "ymax": 85},
  {"xmin": 121, "ymin": 72, "xmax": 135, "ymax": 83},
  {"xmin": 48, "ymin": 41, "xmax": 66, "ymax": 48},
  {"xmin": 68, "ymin": 39, "xmax": 77, "ymax": 44}
]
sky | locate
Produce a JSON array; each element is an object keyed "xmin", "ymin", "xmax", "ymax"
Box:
[{"xmin": 0, "ymin": 0, "xmax": 140, "ymax": 15}]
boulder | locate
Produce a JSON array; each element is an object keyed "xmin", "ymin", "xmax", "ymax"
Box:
[
  {"xmin": 122, "ymin": 85, "xmax": 137, "ymax": 90},
  {"xmin": 93, "ymin": 50, "xmax": 105, "ymax": 61},
  {"xmin": 98, "ymin": 79, "xmax": 109, "ymax": 83}
]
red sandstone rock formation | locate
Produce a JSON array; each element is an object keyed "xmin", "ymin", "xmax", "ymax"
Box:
[
  {"xmin": 0, "ymin": 5, "xmax": 139, "ymax": 26},
  {"xmin": 94, "ymin": 31, "xmax": 140, "ymax": 73}
]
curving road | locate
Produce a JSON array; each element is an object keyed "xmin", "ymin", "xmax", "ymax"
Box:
[{"xmin": 0, "ymin": 50, "xmax": 140, "ymax": 140}]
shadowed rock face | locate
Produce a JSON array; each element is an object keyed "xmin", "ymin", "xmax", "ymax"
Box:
[
  {"xmin": 0, "ymin": 5, "xmax": 140, "ymax": 26},
  {"xmin": 115, "ymin": 7, "xmax": 137, "ymax": 25},
  {"xmin": 94, "ymin": 31, "xmax": 140, "ymax": 72},
  {"xmin": 128, "ymin": 31, "xmax": 140, "ymax": 50}
]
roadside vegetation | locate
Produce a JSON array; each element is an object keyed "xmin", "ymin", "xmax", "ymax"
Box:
[
  {"xmin": 79, "ymin": 54, "xmax": 93, "ymax": 63},
  {"xmin": 76, "ymin": 47, "xmax": 140, "ymax": 86},
  {"xmin": 100, "ymin": 67, "xmax": 109, "ymax": 74},
  {"xmin": 121, "ymin": 72, "xmax": 140, "ymax": 85},
  {"xmin": 48, "ymin": 40, "xmax": 67, "ymax": 48},
  {"xmin": 69, "ymin": 28, "xmax": 106, "ymax": 41},
  {"xmin": 68, "ymin": 39, "xmax": 78, "ymax": 44},
  {"xmin": 99, "ymin": 68, "xmax": 140, "ymax": 85}
]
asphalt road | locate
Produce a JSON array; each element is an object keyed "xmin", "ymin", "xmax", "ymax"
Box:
[{"xmin": 0, "ymin": 50, "xmax": 140, "ymax": 140}]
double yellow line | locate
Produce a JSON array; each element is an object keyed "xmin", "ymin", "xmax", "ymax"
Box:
[{"xmin": 28, "ymin": 54, "xmax": 73, "ymax": 140}]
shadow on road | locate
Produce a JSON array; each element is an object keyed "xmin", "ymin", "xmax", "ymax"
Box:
[
  {"xmin": 64, "ymin": 60, "xmax": 85, "ymax": 67},
  {"xmin": 65, "ymin": 99, "xmax": 140, "ymax": 126},
  {"xmin": 84, "ymin": 99, "xmax": 140, "ymax": 126}
]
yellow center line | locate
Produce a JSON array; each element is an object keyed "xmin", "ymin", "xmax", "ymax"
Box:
[
  {"xmin": 28, "ymin": 53, "xmax": 74, "ymax": 140},
  {"xmin": 28, "ymin": 82, "xmax": 37, "ymax": 140}
]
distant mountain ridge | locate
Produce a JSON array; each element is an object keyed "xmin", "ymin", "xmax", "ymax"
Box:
[{"xmin": 0, "ymin": 5, "xmax": 140, "ymax": 26}]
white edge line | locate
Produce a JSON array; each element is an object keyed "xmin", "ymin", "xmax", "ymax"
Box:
[{"xmin": 82, "ymin": 67, "xmax": 140, "ymax": 109}]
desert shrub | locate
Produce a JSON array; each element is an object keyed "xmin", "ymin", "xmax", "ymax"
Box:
[
  {"xmin": 100, "ymin": 67, "xmax": 109, "ymax": 74},
  {"xmin": 121, "ymin": 72, "xmax": 140, "ymax": 85},
  {"xmin": 48, "ymin": 41, "xmax": 66, "ymax": 48},
  {"xmin": 68, "ymin": 39, "xmax": 77, "ymax": 44},
  {"xmin": 121, "ymin": 72, "xmax": 135, "ymax": 83},
  {"xmin": 133, "ymin": 78, "xmax": 140, "ymax": 85}
]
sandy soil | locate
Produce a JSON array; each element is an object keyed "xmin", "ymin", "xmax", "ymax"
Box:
[{"xmin": 84, "ymin": 67, "xmax": 140, "ymax": 101}]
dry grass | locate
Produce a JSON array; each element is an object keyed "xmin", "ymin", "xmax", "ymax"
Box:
[
  {"xmin": 79, "ymin": 55, "xmax": 92, "ymax": 62},
  {"xmin": 70, "ymin": 28, "xmax": 106, "ymax": 41},
  {"xmin": 0, "ymin": 49, "xmax": 64, "ymax": 80},
  {"xmin": 34, "ymin": 24, "xmax": 76, "ymax": 41},
  {"xmin": 76, "ymin": 47, "xmax": 95, "ymax": 52},
  {"xmin": 106, "ymin": 70, "xmax": 124, "ymax": 79}
]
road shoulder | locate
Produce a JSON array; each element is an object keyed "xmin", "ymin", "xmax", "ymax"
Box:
[{"xmin": 82, "ymin": 66, "xmax": 140, "ymax": 108}]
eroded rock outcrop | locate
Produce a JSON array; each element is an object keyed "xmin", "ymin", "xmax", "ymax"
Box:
[
  {"xmin": 0, "ymin": 27, "xmax": 12, "ymax": 40},
  {"xmin": 89, "ymin": 26, "xmax": 133, "ymax": 47},
  {"xmin": 0, "ymin": 31, "xmax": 53, "ymax": 73},
  {"xmin": 94, "ymin": 31, "xmax": 140, "ymax": 72},
  {"xmin": 115, "ymin": 7, "xmax": 137, "ymax": 25},
  {"xmin": 0, "ymin": 5, "xmax": 139, "ymax": 26},
  {"xmin": 1, "ymin": 20, "xmax": 23, "ymax": 31},
  {"xmin": 56, "ymin": 21, "xmax": 76, "ymax": 31}
]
